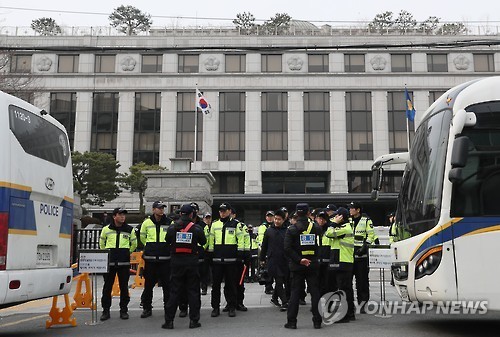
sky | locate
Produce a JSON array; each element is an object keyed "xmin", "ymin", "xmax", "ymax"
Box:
[{"xmin": 0, "ymin": 0, "xmax": 499, "ymax": 28}]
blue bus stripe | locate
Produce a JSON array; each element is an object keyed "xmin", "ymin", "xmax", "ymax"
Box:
[{"xmin": 412, "ymin": 217, "xmax": 500, "ymax": 259}]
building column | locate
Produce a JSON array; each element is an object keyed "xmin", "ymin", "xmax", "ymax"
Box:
[
  {"xmin": 73, "ymin": 91, "xmax": 92, "ymax": 153},
  {"xmin": 245, "ymin": 91, "xmax": 262, "ymax": 194},
  {"xmin": 330, "ymin": 91, "xmax": 348, "ymax": 193},
  {"xmin": 201, "ymin": 91, "xmax": 218, "ymax": 163},
  {"xmin": 372, "ymin": 91, "xmax": 389, "ymax": 159},
  {"xmin": 288, "ymin": 91, "xmax": 304, "ymax": 164},
  {"xmin": 160, "ymin": 91, "xmax": 177, "ymax": 170},
  {"xmin": 116, "ymin": 91, "xmax": 134, "ymax": 173}
]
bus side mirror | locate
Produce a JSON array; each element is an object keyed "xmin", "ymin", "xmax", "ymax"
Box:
[
  {"xmin": 371, "ymin": 166, "xmax": 383, "ymax": 200},
  {"xmin": 448, "ymin": 136, "xmax": 469, "ymax": 183}
]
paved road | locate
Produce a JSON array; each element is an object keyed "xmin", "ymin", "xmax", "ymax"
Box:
[{"xmin": 1, "ymin": 270, "xmax": 499, "ymax": 337}]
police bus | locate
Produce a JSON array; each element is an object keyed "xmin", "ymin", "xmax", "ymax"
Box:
[
  {"xmin": 371, "ymin": 77, "xmax": 500, "ymax": 310},
  {"xmin": 0, "ymin": 91, "xmax": 73, "ymax": 308}
]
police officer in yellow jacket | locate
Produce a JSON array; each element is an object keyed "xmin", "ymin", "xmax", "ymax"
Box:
[
  {"xmin": 349, "ymin": 201, "xmax": 379, "ymax": 312},
  {"xmin": 162, "ymin": 204, "xmax": 206, "ymax": 329},
  {"xmin": 315, "ymin": 209, "xmax": 332, "ymax": 297},
  {"xmin": 99, "ymin": 208, "xmax": 137, "ymax": 321},
  {"xmin": 139, "ymin": 201, "xmax": 172, "ymax": 318},
  {"xmin": 325, "ymin": 207, "xmax": 355, "ymax": 323},
  {"xmin": 284, "ymin": 203, "xmax": 322, "ymax": 329},
  {"xmin": 207, "ymin": 202, "xmax": 246, "ymax": 318}
]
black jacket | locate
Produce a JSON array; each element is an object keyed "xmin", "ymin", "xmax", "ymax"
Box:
[
  {"xmin": 260, "ymin": 225, "xmax": 289, "ymax": 277},
  {"xmin": 166, "ymin": 215, "xmax": 206, "ymax": 267},
  {"xmin": 284, "ymin": 216, "xmax": 321, "ymax": 272}
]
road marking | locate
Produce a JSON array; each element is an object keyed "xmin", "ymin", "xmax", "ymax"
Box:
[{"xmin": 0, "ymin": 314, "xmax": 46, "ymax": 328}]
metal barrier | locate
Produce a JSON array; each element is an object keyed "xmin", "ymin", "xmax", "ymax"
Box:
[{"xmin": 73, "ymin": 228, "xmax": 102, "ymax": 262}]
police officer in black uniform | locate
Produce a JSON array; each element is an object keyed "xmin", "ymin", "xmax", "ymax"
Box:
[
  {"xmin": 284, "ymin": 203, "xmax": 322, "ymax": 329},
  {"xmin": 162, "ymin": 204, "xmax": 206, "ymax": 329}
]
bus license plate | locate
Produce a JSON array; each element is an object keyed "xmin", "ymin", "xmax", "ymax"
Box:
[
  {"xmin": 399, "ymin": 285, "xmax": 409, "ymax": 300},
  {"xmin": 37, "ymin": 246, "xmax": 53, "ymax": 267}
]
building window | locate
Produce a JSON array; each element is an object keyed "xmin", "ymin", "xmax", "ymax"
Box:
[
  {"xmin": 91, "ymin": 92, "xmax": 119, "ymax": 156},
  {"xmin": 388, "ymin": 92, "xmax": 415, "ymax": 153},
  {"xmin": 225, "ymin": 54, "xmax": 246, "ymax": 73},
  {"xmin": 427, "ymin": 54, "xmax": 448, "ymax": 72},
  {"xmin": 304, "ymin": 92, "xmax": 330, "ymax": 160},
  {"xmin": 262, "ymin": 92, "xmax": 288, "ymax": 160},
  {"xmin": 344, "ymin": 54, "xmax": 365, "ymax": 72},
  {"xmin": 474, "ymin": 54, "xmax": 495, "ymax": 72},
  {"xmin": 58, "ymin": 55, "xmax": 79, "ymax": 73},
  {"xmin": 211, "ymin": 172, "xmax": 245, "ymax": 194},
  {"xmin": 141, "ymin": 55, "xmax": 162, "ymax": 73},
  {"xmin": 308, "ymin": 54, "xmax": 329, "ymax": 72},
  {"xmin": 178, "ymin": 54, "xmax": 199, "ymax": 73},
  {"xmin": 261, "ymin": 54, "xmax": 282, "ymax": 72},
  {"xmin": 10, "ymin": 54, "xmax": 32, "ymax": 73},
  {"xmin": 429, "ymin": 91, "xmax": 446, "ymax": 106},
  {"xmin": 348, "ymin": 171, "xmax": 403, "ymax": 193},
  {"xmin": 219, "ymin": 92, "xmax": 245, "ymax": 161},
  {"xmin": 50, "ymin": 92, "xmax": 77, "ymax": 150},
  {"xmin": 391, "ymin": 54, "xmax": 412, "ymax": 72},
  {"xmin": 134, "ymin": 93, "xmax": 161, "ymax": 165},
  {"xmin": 176, "ymin": 92, "xmax": 202, "ymax": 160},
  {"xmin": 262, "ymin": 172, "xmax": 329, "ymax": 194},
  {"xmin": 95, "ymin": 55, "xmax": 116, "ymax": 73},
  {"xmin": 346, "ymin": 92, "xmax": 372, "ymax": 160}
]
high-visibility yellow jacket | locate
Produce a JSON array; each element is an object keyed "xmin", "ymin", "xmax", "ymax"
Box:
[
  {"xmin": 326, "ymin": 222, "xmax": 354, "ymax": 270},
  {"xmin": 208, "ymin": 217, "xmax": 245, "ymax": 264},
  {"xmin": 99, "ymin": 222, "xmax": 137, "ymax": 266}
]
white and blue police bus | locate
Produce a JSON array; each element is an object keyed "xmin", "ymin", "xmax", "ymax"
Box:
[
  {"xmin": 372, "ymin": 77, "xmax": 500, "ymax": 309},
  {"xmin": 0, "ymin": 91, "xmax": 73, "ymax": 308}
]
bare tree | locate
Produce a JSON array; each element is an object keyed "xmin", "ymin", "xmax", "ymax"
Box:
[
  {"xmin": 0, "ymin": 51, "xmax": 40, "ymax": 102},
  {"xmin": 233, "ymin": 12, "xmax": 256, "ymax": 35},
  {"xmin": 108, "ymin": 5, "xmax": 152, "ymax": 35},
  {"xmin": 31, "ymin": 17, "xmax": 62, "ymax": 36},
  {"xmin": 368, "ymin": 11, "xmax": 394, "ymax": 34},
  {"xmin": 394, "ymin": 10, "xmax": 417, "ymax": 34}
]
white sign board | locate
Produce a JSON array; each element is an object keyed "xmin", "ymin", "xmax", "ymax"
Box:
[
  {"xmin": 78, "ymin": 250, "xmax": 109, "ymax": 273},
  {"xmin": 368, "ymin": 245, "xmax": 393, "ymax": 269}
]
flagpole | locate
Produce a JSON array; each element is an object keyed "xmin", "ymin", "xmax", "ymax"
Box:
[
  {"xmin": 405, "ymin": 85, "xmax": 411, "ymax": 151},
  {"xmin": 194, "ymin": 84, "xmax": 198, "ymax": 162}
]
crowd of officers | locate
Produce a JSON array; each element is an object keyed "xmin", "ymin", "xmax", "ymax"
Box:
[{"xmin": 97, "ymin": 199, "xmax": 379, "ymax": 329}]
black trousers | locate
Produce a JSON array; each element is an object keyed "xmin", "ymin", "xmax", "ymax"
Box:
[
  {"xmin": 287, "ymin": 269, "xmax": 321, "ymax": 324},
  {"xmin": 353, "ymin": 257, "xmax": 370, "ymax": 304},
  {"xmin": 211, "ymin": 263, "xmax": 238, "ymax": 309},
  {"xmin": 164, "ymin": 265, "xmax": 201, "ymax": 322},
  {"xmin": 236, "ymin": 262, "xmax": 245, "ymax": 305},
  {"xmin": 273, "ymin": 275, "xmax": 290, "ymax": 305},
  {"xmin": 329, "ymin": 269, "xmax": 355, "ymax": 317},
  {"xmin": 140, "ymin": 260, "xmax": 171, "ymax": 310},
  {"xmin": 101, "ymin": 265, "xmax": 130, "ymax": 312},
  {"xmin": 200, "ymin": 259, "xmax": 211, "ymax": 290},
  {"xmin": 318, "ymin": 263, "xmax": 331, "ymax": 296}
]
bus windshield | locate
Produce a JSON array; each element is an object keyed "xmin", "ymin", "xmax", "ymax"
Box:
[
  {"xmin": 395, "ymin": 109, "xmax": 453, "ymax": 241},
  {"xmin": 451, "ymin": 101, "xmax": 500, "ymax": 216}
]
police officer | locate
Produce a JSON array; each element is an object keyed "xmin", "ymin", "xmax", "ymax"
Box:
[
  {"xmin": 139, "ymin": 201, "xmax": 172, "ymax": 319},
  {"xmin": 178, "ymin": 202, "xmax": 205, "ymax": 318},
  {"xmin": 325, "ymin": 207, "xmax": 355, "ymax": 323},
  {"xmin": 230, "ymin": 207, "xmax": 250, "ymax": 312},
  {"xmin": 349, "ymin": 201, "xmax": 379, "ymax": 313},
  {"xmin": 257, "ymin": 210, "xmax": 274, "ymax": 294},
  {"xmin": 247, "ymin": 224, "xmax": 259, "ymax": 282},
  {"xmin": 315, "ymin": 209, "xmax": 332, "ymax": 296},
  {"xmin": 207, "ymin": 202, "xmax": 245, "ymax": 317},
  {"xmin": 99, "ymin": 208, "xmax": 137, "ymax": 321},
  {"xmin": 284, "ymin": 203, "xmax": 322, "ymax": 329},
  {"xmin": 325, "ymin": 204, "xmax": 337, "ymax": 220},
  {"xmin": 162, "ymin": 204, "xmax": 206, "ymax": 329},
  {"xmin": 201, "ymin": 212, "xmax": 213, "ymax": 295}
]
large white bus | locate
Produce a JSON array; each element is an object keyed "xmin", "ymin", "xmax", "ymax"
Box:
[
  {"xmin": 0, "ymin": 91, "xmax": 73, "ymax": 309},
  {"xmin": 372, "ymin": 77, "xmax": 500, "ymax": 309}
]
